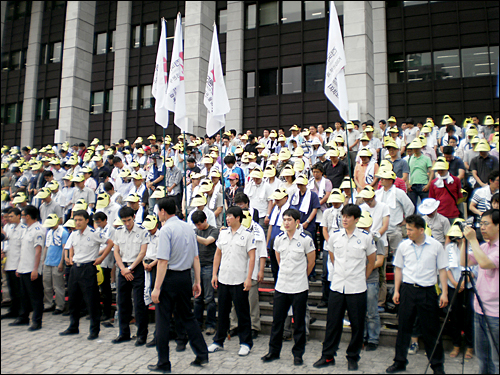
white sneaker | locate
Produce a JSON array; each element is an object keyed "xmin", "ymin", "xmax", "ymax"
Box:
[
  {"xmin": 208, "ymin": 343, "xmax": 223, "ymax": 353},
  {"xmin": 238, "ymin": 344, "xmax": 251, "ymax": 356},
  {"xmin": 408, "ymin": 342, "xmax": 419, "ymax": 355}
]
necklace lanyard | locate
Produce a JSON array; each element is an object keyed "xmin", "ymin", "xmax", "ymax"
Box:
[{"xmin": 412, "ymin": 242, "xmax": 426, "ymax": 261}]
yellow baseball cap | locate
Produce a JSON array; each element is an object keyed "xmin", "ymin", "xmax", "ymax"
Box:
[
  {"xmin": 71, "ymin": 173, "xmax": 85, "ymax": 182},
  {"xmin": 358, "ymin": 148, "xmax": 373, "ymax": 158},
  {"xmin": 376, "ymin": 169, "xmax": 396, "ymax": 180},
  {"xmin": 293, "ymin": 159, "xmax": 305, "ymax": 172},
  {"xmin": 13, "ymin": 193, "xmax": 27, "ymax": 204},
  {"xmin": 294, "ymin": 174, "xmax": 309, "ymax": 186},
  {"xmin": 293, "ymin": 146, "xmax": 304, "ymax": 157},
  {"xmin": 63, "ymin": 219, "xmax": 76, "ymax": 228},
  {"xmin": 198, "ymin": 179, "xmax": 214, "ymax": 193},
  {"xmin": 31, "ymin": 161, "xmax": 43, "ymax": 171},
  {"xmin": 125, "ymin": 193, "xmax": 141, "ymax": 203},
  {"xmin": 327, "ymin": 189, "xmax": 345, "ymax": 204},
  {"xmin": 249, "ymin": 167, "xmax": 264, "ymax": 179},
  {"xmin": 43, "ymin": 213, "xmax": 59, "ymax": 228},
  {"xmin": 326, "ymin": 148, "xmax": 340, "ymax": 158},
  {"xmin": 420, "ymin": 125, "xmax": 432, "ymax": 134},
  {"xmin": 358, "ymin": 185, "xmax": 376, "ymax": 199},
  {"xmin": 278, "ymin": 135, "xmax": 287, "ymax": 142},
  {"xmin": 142, "ymin": 215, "xmax": 158, "ymax": 230},
  {"xmin": 209, "ymin": 169, "xmax": 221, "ymax": 179},
  {"xmin": 346, "ymin": 122, "xmax": 355, "ymax": 130},
  {"xmin": 150, "ymin": 186, "xmax": 166, "ymax": 199},
  {"xmin": 96, "ymin": 192, "xmax": 110, "ymax": 209},
  {"xmin": 147, "ymin": 134, "xmax": 157, "ymax": 140},
  {"xmin": 484, "ymin": 115, "xmax": 494, "ymax": 126},
  {"xmin": 113, "ymin": 217, "xmax": 124, "ymax": 226},
  {"xmin": 474, "ymin": 140, "xmax": 490, "ymax": 152},
  {"xmin": 35, "ymin": 187, "xmax": 52, "ymax": 199},
  {"xmin": 447, "ymin": 219, "xmax": 465, "ymax": 238},
  {"xmin": 241, "ymin": 210, "xmax": 252, "ymax": 229},
  {"xmin": 263, "ymin": 165, "xmax": 277, "ymax": 178},
  {"xmin": 191, "ymin": 194, "xmax": 207, "ymax": 207},
  {"xmin": 407, "ymin": 139, "xmax": 423, "ymax": 149},
  {"xmin": 357, "ymin": 211, "xmax": 373, "ymax": 228},
  {"xmin": 432, "ymin": 160, "xmax": 449, "ymax": 171},
  {"xmin": 202, "ymin": 156, "xmax": 214, "ymax": 164},
  {"xmin": 269, "ymin": 187, "xmax": 288, "ymax": 200},
  {"xmin": 280, "ymin": 165, "xmax": 295, "ymax": 177},
  {"xmin": 359, "ymin": 134, "xmax": 370, "ymax": 142},
  {"xmin": 387, "ymin": 116, "xmax": 397, "ymax": 123},
  {"xmin": 442, "ymin": 115, "xmax": 453, "ymax": 125},
  {"xmin": 290, "ymin": 124, "xmax": 300, "ymax": 131}
]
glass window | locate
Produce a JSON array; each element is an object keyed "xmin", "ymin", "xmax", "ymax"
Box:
[
  {"xmin": 490, "ymin": 46, "xmax": 499, "ymax": 76},
  {"xmin": 91, "ymin": 91, "xmax": 104, "ymax": 114},
  {"xmin": 461, "ymin": 47, "xmax": 492, "ymax": 78},
  {"xmin": 95, "ymin": 33, "xmax": 107, "ymax": 55},
  {"xmin": 404, "ymin": 1, "xmax": 428, "ymax": 6},
  {"xmin": 106, "ymin": 90, "xmax": 113, "ymax": 112},
  {"xmin": 282, "ymin": 1, "xmax": 301, "ymax": 24},
  {"xmin": 22, "ymin": 49, "xmax": 27, "ymax": 68},
  {"xmin": 40, "ymin": 44, "xmax": 48, "ymax": 65},
  {"xmin": 0, "ymin": 105, "xmax": 4, "ymax": 125},
  {"xmin": 6, "ymin": 2, "xmax": 15, "ymax": 20},
  {"xmin": 282, "ymin": 67, "xmax": 302, "ymax": 94},
  {"xmin": 129, "ymin": 86, "xmax": 138, "ymax": 110},
  {"xmin": 1, "ymin": 53, "xmax": 9, "ymax": 71},
  {"xmin": 305, "ymin": 1, "xmax": 325, "ymax": 20},
  {"xmin": 260, "ymin": 2, "xmax": 278, "ymax": 26},
  {"xmin": 433, "ymin": 50, "xmax": 460, "ymax": 80},
  {"xmin": 141, "ymin": 85, "xmax": 153, "ymax": 109},
  {"xmin": 16, "ymin": 1, "xmax": 27, "ymax": 19},
  {"xmin": 246, "ymin": 72, "xmax": 256, "ymax": 98},
  {"xmin": 36, "ymin": 99, "xmax": 44, "ymax": 120},
  {"xmin": 50, "ymin": 42, "xmax": 62, "ymax": 63},
  {"xmin": 109, "ymin": 30, "xmax": 115, "ymax": 52},
  {"xmin": 10, "ymin": 51, "xmax": 21, "ymax": 70},
  {"xmin": 219, "ymin": 9, "xmax": 227, "ymax": 34},
  {"xmin": 6, "ymin": 104, "xmax": 17, "ymax": 124},
  {"xmin": 18, "ymin": 102, "xmax": 23, "ymax": 123},
  {"xmin": 48, "ymin": 98, "xmax": 58, "ymax": 119},
  {"xmin": 259, "ymin": 69, "xmax": 278, "ymax": 96},
  {"xmin": 305, "ymin": 64, "xmax": 325, "ymax": 92},
  {"xmin": 132, "ymin": 25, "xmax": 140, "ymax": 48},
  {"xmin": 143, "ymin": 23, "xmax": 158, "ymax": 47},
  {"xmin": 246, "ymin": 4, "xmax": 256, "ymax": 29},
  {"xmin": 406, "ymin": 52, "xmax": 432, "ymax": 82},
  {"xmin": 388, "ymin": 55, "xmax": 405, "ymax": 84}
]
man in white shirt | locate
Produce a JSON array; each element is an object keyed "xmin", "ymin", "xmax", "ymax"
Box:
[
  {"xmin": 386, "ymin": 215, "xmax": 448, "ymax": 374},
  {"xmin": 244, "ymin": 167, "xmax": 269, "ymax": 227},
  {"xmin": 313, "ymin": 204, "xmax": 376, "ymax": 371},
  {"xmin": 261, "ymin": 208, "xmax": 316, "ymax": 366}
]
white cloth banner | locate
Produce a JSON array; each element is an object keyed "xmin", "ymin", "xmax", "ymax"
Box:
[
  {"xmin": 166, "ymin": 13, "xmax": 188, "ymax": 133},
  {"xmin": 204, "ymin": 24, "xmax": 230, "ymax": 137},
  {"xmin": 152, "ymin": 18, "xmax": 169, "ymax": 128},
  {"xmin": 324, "ymin": 1, "xmax": 349, "ymax": 122}
]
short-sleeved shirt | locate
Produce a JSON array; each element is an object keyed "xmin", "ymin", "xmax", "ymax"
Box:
[
  {"xmin": 40, "ymin": 199, "xmax": 63, "ymax": 223},
  {"xmin": 44, "ymin": 225, "xmax": 69, "ymax": 267},
  {"xmin": 206, "ymin": 191, "xmax": 224, "ymax": 228},
  {"xmin": 447, "ymin": 157, "xmax": 465, "ymax": 179},
  {"xmin": 470, "ymin": 155, "xmax": 499, "ymax": 186},
  {"xmin": 96, "ymin": 224, "xmax": 115, "ymax": 269},
  {"xmin": 113, "ymin": 223, "xmax": 149, "ymax": 264},
  {"xmin": 328, "ymin": 228, "xmax": 376, "ymax": 294},
  {"xmin": 144, "ymin": 229, "xmax": 160, "ymax": 262},
  {"xmin": 70, "ymin": 226, "xmax": 108, "ymax": 263},
  {"xmin": 404, "ymin": 127, "xmax": 419, "ymax": 145},
  {"xmin": 471, "ymin": 186, "xmax": 498, "ymax": 215},
  {"xmin": 408, "ymin": 154, "xmax": 432, "ymax": 185},
  {"xmin": 470, "ymin": 239, "xmax": 499, "ymax": 317},
  {"xmin": 17, "ymin": 222, "xmax": 46, "ymax": 274},
  {"xmin": 289, "ymin": 190, "xmax": 321, "ymax": 233},
  {"xmin": 423, "ymin": 213, "xmax": 450, "ymax": 247},
  {"xmin": 274, "ymin": 228, "xmax": 315, "ymax": 294},
  {"xmin": 157, "ymin": 216, "xmax": 198, "ymax": 270},
  {"xmin": 4, "ymin": 223, "xmax": 26, "ymax": 271},
  {"xmin": 215, "ymin": 225, "xmax": 256, "ymax": 285},
  {"xmin": 195, "ymin": 225, "xmax": 219, "ymax": 267},
  {"xmin": 188, "ymin": 207, "xmax": 217, "ymax": 229},
  {"xmin": 391, "ymin": 158, "xmax": 410, "ymax": 179},
  {"xmin": 393, "ymin": 235, "xmax": 448, "ymax": 287},
  {"xmin": 249, "ymin": 223, "xmax": 268, "ymax": 281},
  {"xmin": 360, "ymin": 201, "xmax": 390, "ymax": 246},
  {"xmin": 367, "ymin": 239, "xmax": 386, "ymax": 284},
  {"xmin": 72, "ymin": 186, "xmax": 96, "ymax": 205}
]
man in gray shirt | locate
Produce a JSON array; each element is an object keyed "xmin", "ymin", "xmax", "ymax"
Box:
[
  {"xmin": 36, "ymin": 188, "xmax": 63, "ymax": 223},
  {"xmin": 164, "ymin": 158, "xmax": 182, "ymax": 210}
]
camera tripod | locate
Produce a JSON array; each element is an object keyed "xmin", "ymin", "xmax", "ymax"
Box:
[{"xmin": 424, "ymin": 237, "xmax": 499, "ymax": 374}]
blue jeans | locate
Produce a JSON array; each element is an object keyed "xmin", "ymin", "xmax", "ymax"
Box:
[
  {"xmin": 194, "ymin": 266, "xmax": 216, "ymax": 329},
  {"xmin": 474, "ymin": 312, "xmax": 499, "ymax": 374},
  {"xmin": 408, "ymin": 183, "xmax": 429, "ymax": 209},
  {"xmin": 364, "ymin": 282, "xmax": 381, "ymax": 345}
]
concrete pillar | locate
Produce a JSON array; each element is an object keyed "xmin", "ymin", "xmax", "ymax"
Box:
[
  {"xmin": 225, "ymin": 1, "xmax": 244, "ymax": 134},
  {"xmin": 184, "ymin": 1, "xmax": 216, "ymax": 136},
  {"xmin": 20, "ymin": 1, "xmax": 43, "ymax": 147},
  {"xmin": 343, "ymin": 1, "xmax": 375, "ymax": 123},
  {"xmin": 110, "ymin": 1, "xmax": 132, "ymax": 143},
  {"xmin": 372, "ymin": 1, "xmax": 389, "ymax": 125},
  {"xmin": 58, "ymin": 1, "xmax": 96, "ymax": 145}
]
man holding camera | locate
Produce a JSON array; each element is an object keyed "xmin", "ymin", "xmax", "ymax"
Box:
[{"xmin": 462, "ymin": 209, "xmax": 499, "ymax": 374}]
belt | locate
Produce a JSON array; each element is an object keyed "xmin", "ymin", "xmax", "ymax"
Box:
[
  {"xmin": 75, "ymin": 261, "xmax": 94, "ymax": 267},
  {"xmin": 144, "ymin": 259, "xmax": 156, "ymax": 265},
  {"xmin": 123, "ymin": 262, "xmax": 134, "ymax": 267},
  {"xmin": 167, "ymin": 269, "xmax": 190, "ymax": 273},
  {"xmin": 404, "ymin": 282, "xmax": 433, "ymax": 289}
]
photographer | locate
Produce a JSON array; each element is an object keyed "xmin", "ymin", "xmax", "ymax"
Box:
[{"xmin": 462, "ymin": 209, "xmax": 499, "ymax": 374}]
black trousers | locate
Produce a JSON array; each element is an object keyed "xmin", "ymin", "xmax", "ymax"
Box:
[
  {"xmin": 100, "ymin": 267, "xmax": 112, "ymax": 319},
  {"xmin": 269, "ymin": 290, "xmax": 308, "ymax": 358},
  {"xmin": 155, "ymin": 269, "xmax": 208, "ymax": 367},
  {"xmin": 19, "ymin": 273, "xmax": 44, "ymax": 325},
  {"xmin": 322, "ymin": 291, "xmax": 367, "ymax": 362},
  {"xmin": 117, "ymin": 262, "xmax": 148, "ymax": 339},
  {"xmin": 68, "ymin": 263, "xmax": 101, "ymax": 335},
  {"xmin": 448, "ymin": 286, "xmax": 474, "ymax": 348},
  {"xmin": 6, "ymin": 270, "xmax": 22, "ymax": 316},
  {"xmin": 213, "ymin": 282, "xmax": 253, "ymax": 348},
  {"xmin": 394, "ymin": 283, "xmax": 444, "ymax": 369},
  {"xmin": 268, "ymin": 238, "xmax": 279, "ymax": 286}
]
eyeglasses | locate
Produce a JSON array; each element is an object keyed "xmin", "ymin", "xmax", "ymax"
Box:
[{"xmin": 479, "ymin": 221, "xmax": 492, "ymax": 227}]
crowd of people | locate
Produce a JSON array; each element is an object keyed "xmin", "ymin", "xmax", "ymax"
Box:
[{"xmin": 0, "ymin": 113, "xmax": 499, "ymax": 374}]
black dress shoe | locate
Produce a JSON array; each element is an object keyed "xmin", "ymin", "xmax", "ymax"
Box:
[
  {"xmin": 347, "ymin": 359, "xmax": 358, "ymax": 371},
  {"xmin": 313, "ymin": 357, "xmax": 335, "ymax": 368},
  {"xmin": 432, "ymin": 366, "xmax": 445, "ymax": 374},
  {"xmin": 43, "ymin": 305, "xmax": 55, "ymax": 313},
  {"xmin": 1, "ymin": 312, "xmax": 18, "ymax": 319},
  {"xmin": 146, "ymin": 339, "xmax": 157, "ymax": 348},
  {"xmin": 317, "ymin": 301, "xmax": 328, "ymax": 308},
  {"xmin": 135, "ymin": 337, "xmax": 147, "ymax": 346},
  {"xmin": 147, "ymin": 364, "xmax": 171, "ymax": 373},
  {"xmin": 28, "ymin": 323, "xmax": 42, "ymax": 331},
  {"xmin": 261, "ymin": 353, "xmax": 280, "ymax": 362},
  {"xmin": 60, "ymin": 329, "xmax": 79, "ymax": 336},
  {"xmin": 176, "ymin": 342, "xmax": 186, "ymax": 352},
  {"xmin": 228, "ymin": 327, "xmax": 238, "ymax": 337},
  {"xmin": 190, "ymin": 357, "xmax": 208, "ymax": 367},
  {"xmin": 251, "ymin": 329, "xmax": 259, "ymax": 339},
  {"xmin": 112, "ymin": 335, "xmax": 131, "ymax": 344},
  {"xmin": 62, "ymin": 310, "xmax": 70, "ymax": 316},
  {"xmin": 386, "ymin": 362, "xmax": 406, "ymax": 374},
  {"xmin": 294, "ymin": 357, "xmax": 303, "ymax": 366},
  {"xmin": 52, "ymin": 309, "xmax": 63, "ymax": 315},
  {"xmin": 9, "ymin": 318, "xmax": 29, "ymax": 326},
  {"xmin": 87, "ymin": 333, "xmax": 99, "ymax": 340}
]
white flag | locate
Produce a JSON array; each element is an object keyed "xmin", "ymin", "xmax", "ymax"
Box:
[
  {"xmin": 324, "ymin": 1, "xmax": 348, "ymax": 122},
  {"xmin": 166, "ymin": 13, "xmax": 188, "ymax": 133},
  {"xmin": 204, "ymin": 24, "xmax": 230, "ymax": 137},
  {"xmin": 152, "ymin": 18, "xmax": 169, "ymax": 128}
]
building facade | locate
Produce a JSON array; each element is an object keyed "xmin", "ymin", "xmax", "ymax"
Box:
[{"xmin": 1, "ymin": 1, "xmax": 498, "ymax": 148}]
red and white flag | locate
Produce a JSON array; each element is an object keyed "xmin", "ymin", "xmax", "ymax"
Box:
[
  {"xmin": 152, "ymin": 18, "xmax": 169, "ymax": 128},
  {"xmin": 204, "ymin": 24, "xmax": 230, "ymax": 137},
  {"xmin": 166, "ymin": 13, "xmax": 188, "ymax": 132},
  {"xmin": 324, "ymin": 1, "xmax": 349, "ymax": 122}
]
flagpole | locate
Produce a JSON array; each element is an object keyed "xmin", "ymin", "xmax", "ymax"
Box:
[
  {"xmin": 344, "ymin": 121, "xmax": 354, "ymax": 202},
  {"xmin": 220, "ymin": 128, "xmax": 226, "ymax": 226},
  {"xmin": 183, "ymin": 131, "xmax": 188, "ymax": 220},
  {"xmin": 163, "ymin": 128, "xmax": 167, "ymax": 188}
]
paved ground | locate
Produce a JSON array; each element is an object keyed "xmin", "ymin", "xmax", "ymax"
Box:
[{"xmin": 1, "ymin": 307, "xmax": 478, "ymax": 374}]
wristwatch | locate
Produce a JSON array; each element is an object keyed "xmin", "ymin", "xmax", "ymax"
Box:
[{"xmin": 127, "ymin": 266, "xmax": 132, "ymax": 271}]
